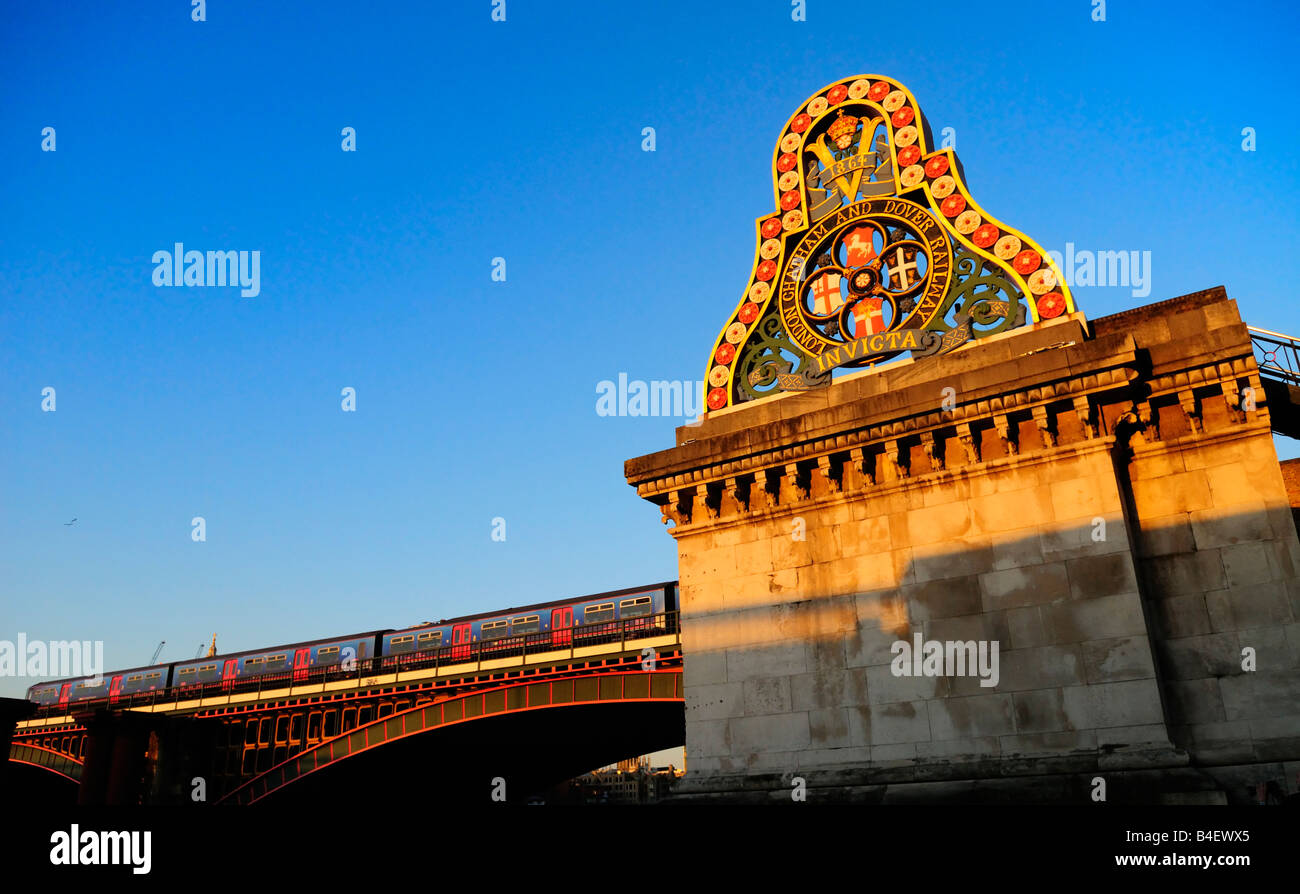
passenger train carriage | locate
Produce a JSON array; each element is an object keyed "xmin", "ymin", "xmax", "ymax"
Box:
[{"xmin": 26, "ymin": 582, "xmax": 677, "ymax": 710}]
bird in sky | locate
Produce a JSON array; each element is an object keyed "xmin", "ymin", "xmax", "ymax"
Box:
[{"xmin": 64, "ymin": 518, "xmax": 76, "ymax": 526}]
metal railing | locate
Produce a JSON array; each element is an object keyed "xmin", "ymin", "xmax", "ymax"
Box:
[
  {"xmin": 26, "ymin": 611, "xmax": 681, "ymax": 719},
  {"xmin": 1248, "ymin": 326, "xmax": 1300, "ymax": 386}
]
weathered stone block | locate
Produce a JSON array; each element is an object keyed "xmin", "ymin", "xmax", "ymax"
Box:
[
  {"xmin": 867, "ymin": 700, "xmax": 932, "ymax": 745},
  {"xmin": 1061, "ymin": 680, "xmax": 1165, "ymax": 729},
  {"xmin": 928, "ymin": 693, "xmax": 1017, "ymax": 740},
  {"xmin": 1082, "ymin": 635, "xmax": 1157, "ymax": 684},
  {"xmin": 1042, "ymin": 592, "xmax": 1147, "ymax": 644},
  {"xmin": 743, "ymin": 676, "xmax": 792, "ymax": 716},
  {"xmin": 1066, "ymin": 552, "xmax": 1140, "ymax": 600},
  {"xmin": 979, "ymin": 563, "xmax": 1070, "ymax": 611}
]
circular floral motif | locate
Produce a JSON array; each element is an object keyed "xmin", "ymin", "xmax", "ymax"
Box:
[
  {"xmin": 715, "ymin": 342, "xmax": 736, "ymax": 365},
  {"xmin": 709, "ymin": 365, "xmax": 731, "ymax": 387},
  {"xmin": 924, "ymin": 156, "xmax": 949, "ymax": 179},
  {"xmin": 738, "ymin": 302, "xmax": 761, "ymax": 324},
  {"xmin": 868, "ymin": 81, "xmax": 891, "ymax": 101},
  {"xmin": 930, "ymin": 175, "xmax": 956, "ymax": 199},
  {"xmin": 782, "ymin": 209, "xmax": 803, "ymax": 230},
  {"xmin": 900, "ymin": 164, "xmax": 925, "ymax": 188},
  {"xmin": 725, "ymin": 322, "xmax": 747, "ymax": 344},
  {"xmin": 1012, "ymin": 249, "xmax": 1042, "ymax": 275},
  {"xmin": 955, "ymin": 210, "xmax": 982, "ymax": 234},
  {"xmin": 891, "ymin": 107, "xmax": 914, "ymax": 128},
  {"xmin": 708, "ymin": 388, "xmax": 728, "ymax": 411},
  {"xmin": 994, "ymin": 234, "xmax": 1022, "ymax": 260},
  {"xmin": 1037, "ymin": 292, "xmax": 1066, "ymax": 319},
  {"xmin": 777, "ymin": 152, "xmax": 798, "ymax": 173},
  {"xmin": 1027, "ymin": 268, "xmax": 1057, "ymax": 294},
  {"xmin": 780, "ymin": 133, "xmax": 801, "ymax": 153},
  {"xmin": 972, "ymin": 223, "xmax": 1000, "ymax": 248},
  {"xmin": 756, "ymin": 259, "xmax": 778, "ymax": 281},
  {"xmin": 791, "ymin": 114, "xmax": 812, "ymax": 133},
  {"xmin": 761, "ymin": 218, "xmax": 783, "ymax": 239},
  {"xmin": 827, "ymin": 84, "xmax": 848, "ymax": 104},
  {"xmin": 777, "ymin": 171, "xmax": 799, "ymax": 191},
  {"xmin": 882, "ymin": 90, "xmax": 906, "ymax": 112},
  {"xmin": 807, "ymin": 97, "xmax": 828, "ymax": 116},
  {"xmin": 897, "ymin": 145, "xmax": 922, "ymax": 167},
  {"xmin": 848, "ymin": 79, "xmax": 871, "ymax": 99},
  {"xmin": 780, "ymin": 190, "xmax": 801, "ymax": 211},
  {"xmin": 749, "ymin": 281, "xmax": 771, "ymax": 302},
  {"xmin": 760, "ymin": 238, "xmax": 782, "ymax": 259},
  {"xmin": 894, "ymin": 125, "xmax": 918, "ymax": 147},
  {"xmin": 940, "ymin": 194, "xmax": 966, "ymax": 217}
]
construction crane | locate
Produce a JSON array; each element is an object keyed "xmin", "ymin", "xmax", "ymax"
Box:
[{"xmin": 149, "ymin": 641, "xmax": 165, "ymax": 664}]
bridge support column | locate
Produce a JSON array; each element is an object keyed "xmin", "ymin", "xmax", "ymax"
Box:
[
  {"xmin": 0, "ymin": 697, "xmax": 37, "ymax": 790},
  {"xmin": 628, "ymin": 288, "xmax": 1300, "ymax": 804},
  {"xmin": 76, "ymin": 709, "xmax": 220, "ymax": 805}
]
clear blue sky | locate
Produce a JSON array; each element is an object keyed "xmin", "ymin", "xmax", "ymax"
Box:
[{"xmin": 3, "ymin": 0, "xmax": 1299, "ymax": 698}]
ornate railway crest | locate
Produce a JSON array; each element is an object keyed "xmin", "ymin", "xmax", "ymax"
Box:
[{"xmin": 705, "ymin": 75, "xmax": 1078, "ymax": 411}]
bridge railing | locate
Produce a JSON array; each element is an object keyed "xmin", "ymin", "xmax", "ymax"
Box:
[
  {"xmin": 24, "ymin": 611, "xmax": 681, "ymax": 718},
  {"xmin": 1248, "ymin": 326, "xmax": 1300, "ymax": 386}
]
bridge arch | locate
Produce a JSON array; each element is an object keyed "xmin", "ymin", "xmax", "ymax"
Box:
[{"xmin": 218, "ymin": 668, "xmax": 684, "ymax": 804}]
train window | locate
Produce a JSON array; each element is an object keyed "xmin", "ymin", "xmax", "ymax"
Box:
[
  {"xmin": 619, "ymin": 596, "xmax": 654, "ymax": 617},
  {"xmin": 510, "ymin": 616, "xmax": 540, "ymax": 635},
  {"xmin": 317, "ymin": 646, "xmax": 340, "ymax": 664},
  {"xmin": 264, "ymin": 655, "xmax": 287, "ymax": 669},
  {"xmin": 146, "ymin": 672, "xmax": 161, "ymax": 681},
  {"xmin": 416, "ymin": 631, "xmax": 442, "ymax": 648},
  {"xmin": 308, "ymin": 712, "xmax": 322, "ymax": 740},
  {"xmin": 342, "ymin": 708, "xmax": 356, "ymax": 732},
  {"xmin": 584, "ymin": 603, "xmax": 615, "ymax": 624},
  {"xmin": 391, "ymin": 635, "xmax": 415, "ymax": 653},
  {"xmin": 244, "ymin": 658, "xmax": 263, "ymax": 673},
  {"xmin": 481, "ymin": 620, "xmax": 508, "ymax": 640},
  {"xmin": 274, "ymin": 716, "xmax": 289, "ymax": 744},
  {"xmin": 324, "ymin": 710, "xmax": 338, "ymax": 738},
  {"xmin": 290, "ymin": 713, "xmax": 304, "ymax": 743},
  {"xmin": 127, "ymin": 675, "xmax": 142, "ymax": 683}
]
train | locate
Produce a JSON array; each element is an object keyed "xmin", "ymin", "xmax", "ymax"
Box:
[{"xmin": 25, "ymin": 582, "xmax": 678, "ymax": 712}]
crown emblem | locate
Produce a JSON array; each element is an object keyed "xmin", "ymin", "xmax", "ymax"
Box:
[{"xmin": 826, "ymin": 111, "xmax": 859, "ymax": 149}]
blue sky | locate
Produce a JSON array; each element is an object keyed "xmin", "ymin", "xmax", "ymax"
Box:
[{"xmin": 2, "ymin": 0, "xmax": 1299, "ymax": 700}]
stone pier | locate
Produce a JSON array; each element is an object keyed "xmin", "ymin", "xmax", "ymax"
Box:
[{"xmin": 627, "ymin": 287, "xmax": 1300, "ymax": 803}]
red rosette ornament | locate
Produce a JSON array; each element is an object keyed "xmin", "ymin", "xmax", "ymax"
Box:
[{"xmin": 1037, "ymin": 292, "xmax": 1066, "ymax": 319}]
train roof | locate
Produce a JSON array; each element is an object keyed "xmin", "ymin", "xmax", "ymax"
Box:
[
  {"xmin": 171, "ymin": 629, "xmax": 391, "ymax": 667},
  {"xmin": 26, "ymin": 662, "xmax": 170, "ymax": 690},
  {"xmin": 392, "ymin": 580, "xmax": 678, "ymax": 630}
]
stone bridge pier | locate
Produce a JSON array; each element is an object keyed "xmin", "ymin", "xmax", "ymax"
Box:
[{"xmin": 627, "ymin": 288, "xmax": 1300, "ymax": 803}]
